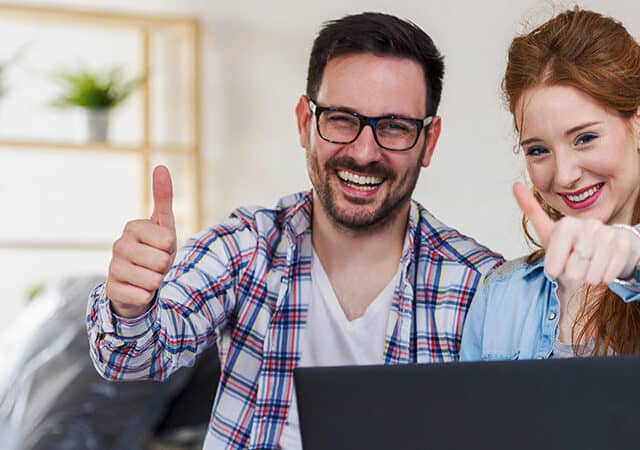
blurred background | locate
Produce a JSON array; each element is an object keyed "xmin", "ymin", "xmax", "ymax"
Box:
[
  {"xmin": 0, "ymin": 0, "xmax": 638, "ymax": 448},
  {"xmin": 3, "ymin": 0, "xmax": 640, "ymax": 329}
]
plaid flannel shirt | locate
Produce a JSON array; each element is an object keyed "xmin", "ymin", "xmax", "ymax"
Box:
[{"xmin": 87, "ymin": 191, "xmax": 503, "ymax": 449}]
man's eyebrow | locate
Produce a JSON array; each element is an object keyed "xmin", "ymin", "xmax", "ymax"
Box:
[{"xmin": 319, "ymin": 103, "xmax": 359, "ymax": 113}]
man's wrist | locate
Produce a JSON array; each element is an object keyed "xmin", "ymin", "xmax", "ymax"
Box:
[
  {"xmin": 110, "ymin": 300, "xmax": 153, "ymax": 319},
  {"xmin": 108, "ymin": 295, "xmax": 159, "ymax": 339}
]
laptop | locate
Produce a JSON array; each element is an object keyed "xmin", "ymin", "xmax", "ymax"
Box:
[{"xmin": 294, "ymin": 356, "xmax": 640, "ymax": 450}]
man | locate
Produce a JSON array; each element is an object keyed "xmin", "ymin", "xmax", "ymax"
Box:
[{"xmin": 87, "ymin": 12, "xmax": 503, "ymax": 449}]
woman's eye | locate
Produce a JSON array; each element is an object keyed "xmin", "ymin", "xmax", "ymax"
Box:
[
  {"xmin": 576, "ymin": 133, "xmax": 597, "ymax": 146},
  {"xmin": 525, "ymin": 146, "xmax": 548, "ymax": 157}
]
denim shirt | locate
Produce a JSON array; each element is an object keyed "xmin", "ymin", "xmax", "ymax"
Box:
[{"xmin": 460, "ymin": 256, "xmax": 640, "ymax": 361}]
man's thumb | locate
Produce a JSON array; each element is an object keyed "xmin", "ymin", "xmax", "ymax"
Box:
[{"xmin": 151, "ymin": 165, "xmax": 175, "ymax": 230}]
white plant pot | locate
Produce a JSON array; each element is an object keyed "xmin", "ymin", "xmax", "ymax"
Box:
[{"xmin": 87, "ymin": 109, "xmax": 110, "ymax": 142}]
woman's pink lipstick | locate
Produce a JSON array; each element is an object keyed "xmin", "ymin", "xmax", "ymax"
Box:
[{"xmin": 558, "ymin": 182, "xmax": 604, "ymax": 210}]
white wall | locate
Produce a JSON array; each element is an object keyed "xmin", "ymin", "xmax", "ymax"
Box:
[
  {"xmin": 2, "ymin": 0, "xmax": 639, "ymax": 323},
  {"xmin": 191, "ymin": 0, "xmax": 640, "ymax": 259}
]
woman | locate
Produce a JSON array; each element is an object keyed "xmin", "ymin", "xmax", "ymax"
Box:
[{"xmin": 461, "ymin": 7, "xmax": 640, "ymax": 360}]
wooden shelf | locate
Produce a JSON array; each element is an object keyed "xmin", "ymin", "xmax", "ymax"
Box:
[
  {"xmin": 0, "ymin": 3, "xmax": 202, "ymax": 257},
  {"xmin": 0, "ymin": 139, "xmax": 196, "ymax": 155},
  {"xmin": 0, "ymin": 3, "xmax": 198, "ymax": 29},
  {"xmin": 0, "ymin": 241, "xmax": 113, "ymax": 251}
]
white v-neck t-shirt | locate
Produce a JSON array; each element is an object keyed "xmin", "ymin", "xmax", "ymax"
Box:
[{"xmin": 278, "ymin": 250, "xmax": 399, "ymax": 449}]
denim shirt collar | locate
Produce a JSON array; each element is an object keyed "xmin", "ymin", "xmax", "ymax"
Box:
[{"xmin": 522, "ymin": 257, "xmax": 560, "ymax": 289}]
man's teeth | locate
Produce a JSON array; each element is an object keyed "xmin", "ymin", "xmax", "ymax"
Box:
[
  {"xmin": 337, "ymin": 170, "xmax": 383, "ymax": 190},
  {"xmin": 566, "ymin": 185, "xmax": 600, "ymax": 202}
]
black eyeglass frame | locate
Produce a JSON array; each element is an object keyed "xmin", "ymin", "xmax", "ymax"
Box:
[{"xmin": 307, "ymin": 97, "xmax": 433, "ymax": 152}]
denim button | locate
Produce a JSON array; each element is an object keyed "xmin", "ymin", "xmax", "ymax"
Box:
[{"xmin": 548, "ymin": 312, "xmax": 557, "ymax": 320}]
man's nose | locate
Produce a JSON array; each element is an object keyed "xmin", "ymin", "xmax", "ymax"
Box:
[{"xmin": 347, "ymin": 123, "xmax": 384, "ymax": 162}]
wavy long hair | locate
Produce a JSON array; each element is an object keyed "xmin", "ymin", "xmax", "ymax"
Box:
[{"xmin": 503, "ymin": 7, "xmax": 640, "ymax": 355}]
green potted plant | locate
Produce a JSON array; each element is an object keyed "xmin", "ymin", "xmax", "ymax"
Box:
[{"xmin": 51, "ymin": 66, "xmax": 143, "ymax": 142}]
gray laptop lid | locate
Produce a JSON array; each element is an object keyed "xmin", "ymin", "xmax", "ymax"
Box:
[{"xmin": 294, "ymin": 357, "xmax": 640, "ymax": 450}]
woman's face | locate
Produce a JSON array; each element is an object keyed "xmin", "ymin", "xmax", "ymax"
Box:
[{"xmin": 515, "ymin": 84, "xmax": 640, "ymax": 225}]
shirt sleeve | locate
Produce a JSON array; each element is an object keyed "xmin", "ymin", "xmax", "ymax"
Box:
[
  {"xmin": 609, "ymin": 224, "xmax": 640, "ymax": 300},
  {"xmin": 86, "ymin": 219, "xmax": 255, "ymax": 381},
  {"xmin": 609, "ymin": 269, "xmax": 640, "ymax": 302}
]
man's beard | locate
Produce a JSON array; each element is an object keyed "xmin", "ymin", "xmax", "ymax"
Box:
[{"xmin": 307, "ymin": 148, "xmax": 424, "ymax": 232}]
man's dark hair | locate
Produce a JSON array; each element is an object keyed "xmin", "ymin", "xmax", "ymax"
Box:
[{"xmin": 306, "ymin": 12, "xmax": 445, "ymax": 116}]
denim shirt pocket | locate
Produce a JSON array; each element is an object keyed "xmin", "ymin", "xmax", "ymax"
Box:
[{"xmin": 482, "ymin": 351, "xmax": 520, "ymax": 361}]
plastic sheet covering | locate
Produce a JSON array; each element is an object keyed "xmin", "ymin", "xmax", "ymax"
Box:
[{"xmin": 0, "ymin": 277, "xmax": 194, "ymax": 450}]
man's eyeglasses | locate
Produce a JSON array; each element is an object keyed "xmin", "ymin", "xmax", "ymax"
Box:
[{"xmin": 308, "ymin": 98, "xmax": 433, "ymax": 152}]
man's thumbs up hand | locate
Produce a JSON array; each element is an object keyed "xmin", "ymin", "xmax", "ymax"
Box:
[{"xmin": 106, "ymin": 166, "xmax": 178, "ymax": 318}]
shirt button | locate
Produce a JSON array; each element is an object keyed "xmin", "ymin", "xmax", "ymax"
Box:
[{"xmin": 548, "ymin": 312, "xmax": 557, "ymax": 320}]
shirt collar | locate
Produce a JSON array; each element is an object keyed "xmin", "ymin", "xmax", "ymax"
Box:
[
  {"xmin": 401, "ymin": 200, "xmax": 419, "ymax": 263},
  {"xmin": 278, "ymin": 191, "xmax": 313, "ymax": 244},
  {"xmin": 521, "ymin": 255, "xmax": 559, "ymax": 286},
  {"xmin": 279, "ymin": 191, "xmax": 417, "ymax": 254}
]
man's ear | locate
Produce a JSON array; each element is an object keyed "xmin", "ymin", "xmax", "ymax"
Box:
[
  {"xmin": 421, "ymin": 115, "xmax": 441, "ymax": 168},
  {"xmin": 296, "ymin": 95, "xmax": 311, "ymax": 148}
]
